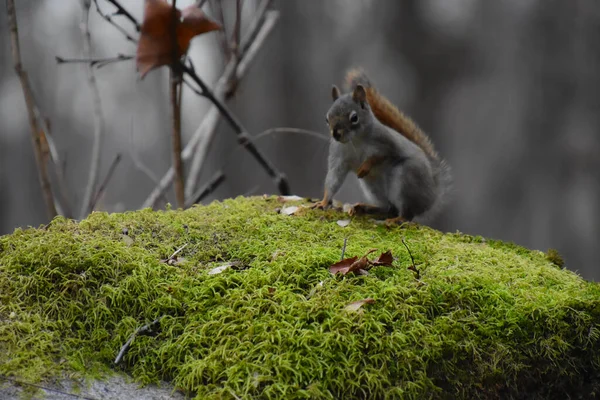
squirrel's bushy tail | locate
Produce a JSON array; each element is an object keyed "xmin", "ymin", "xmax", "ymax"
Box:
[
  {"xmin": 344, "ymin": 68, "xmax": 438, "ymax": 161},
  {"xmin": 345, "ymin": 68, "xmax": 452, "ymax": 221}
]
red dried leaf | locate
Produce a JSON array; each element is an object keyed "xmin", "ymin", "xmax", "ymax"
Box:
[
  {"xmin": 344, "ymin": 298, "xmax": 376, "ymax": 312},
  {"xmin": 136, "ymin": 0, "xmax": 221, "ymax": 78},
  {"xmin": 372, "ymin": 250, "xmax": 394, "ymax": 266},
  {"xmin": 329, "ymin": 256, "xmax": 358, "ymax": 275}
]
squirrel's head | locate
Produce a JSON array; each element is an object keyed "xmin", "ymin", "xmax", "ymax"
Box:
[{"xmin": 325, "ymin": 84, "xmax": 373, "ymax": 143}]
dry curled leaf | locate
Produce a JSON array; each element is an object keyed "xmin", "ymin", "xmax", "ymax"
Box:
[
  {"xmin": 372, "ymin": 250, "xmax": 394, "ymax": 266},
  {"xmin": 136, "ymin": 0, "xmax": 221, "ymax": 78},
  {"xmin": 329, "ymin": 249, "xmax": 394, "ymax": 275},
  {"xmin": 344, "ymin": 298, "xmax": 375, "ymax": 312}
]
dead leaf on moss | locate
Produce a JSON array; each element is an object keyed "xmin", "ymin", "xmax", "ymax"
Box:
[
  {"xmin": 329, "ymin": 249, "xmax": 394, "ymax": 275},
  {"xmin": 280, "ymin": 206, "xmax": 299, "ymax": 216},
  {"xmin": 336, "ymin": 219, "xmax": 351, "ymax": 228},
  {"xmin": 372, "ymin": 250, "xmax": 394, "ymax": 266},
  {"xmin": 344, "ymin": 298, "xmax": 375, "ymax": 312}
]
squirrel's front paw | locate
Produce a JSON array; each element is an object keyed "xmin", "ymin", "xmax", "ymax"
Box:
[{"xmin": 311, "ymin": 200, "xmax": 330, "ymax": 210}]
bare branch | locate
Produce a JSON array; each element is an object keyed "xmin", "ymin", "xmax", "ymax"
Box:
[
  {"xmin": 79, "ymin": 0, "xmax": 107, "ymax": 219},
  {"xmin": 6, "ymin": 0, "xmax": 58, "ymax": 219},
  {"xmin": 144, "ymin": 1, "xmax": 277, "ymax": 208},
  {"xmin": 114, "ymin": 317, "xmax": 163, "ymax": 365},
  {"xmin": 55, "ymin": 54, "xmax": 133, "ymax": 68},
  {"xmin": 170, "ymin": 0, "xmax": 185, "ymax": 208},
  {"xmin": 105, "ymin": 0, "xmax": 141, "ymax": 32},
  {"xmin": 184, "ymin": 7, "xmax": 278, "ymax": 199},
  {"xmin": 90, "ymin": 153, "xmax": 122, "ymax": 211},
  {"xmin": 93, "ymin": 0, "xmax": 137, "ymax": 44},
  {"xmin": 232, "ymin": 0, "xmax": 243, "ymax": 56}
]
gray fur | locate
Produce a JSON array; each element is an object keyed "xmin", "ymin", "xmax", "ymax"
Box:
[{"xmin": 324, "ymin": 91, "xmax": 450, "ymax": 222}]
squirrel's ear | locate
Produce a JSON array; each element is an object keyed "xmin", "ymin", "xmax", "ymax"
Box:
[
  {"xmin": 353, "ymin": 85, "xmax": 367, "ymax": 108},
  {"xmin": 331, "ymin": 85, "xmax": 340, "ymax": 101}
]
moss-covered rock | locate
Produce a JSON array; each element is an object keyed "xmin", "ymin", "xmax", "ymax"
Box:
[{"xmin": 1, "ymin": 196, "xmax": 599, "ymax": 399}]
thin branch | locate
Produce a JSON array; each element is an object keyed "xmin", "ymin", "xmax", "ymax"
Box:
[
  {"xmin": 93, "ymin": 0, "xmax": 137, "ymax": 44},
  {"xmin": 79, "ymin": 0, "xmax": 107, "ymax": 219},
  {"xmin": 105, "ymin": 0, "xmax": 141, "ymax": 32},
  {"xmin": 401, "ymin": 239, "xmax": 420, "ymax": 280},
  {"xmin": 211, "ymin": 0, "xmax": 230, "ymax": 59},
  {"xmin": 6, "ymin": 0, "xmax": 58, "ymax": 219},
  {"xmin": 36, "ymin": 115, "xmax": 74, "ymax": 218},
  {"xmin": 55, "ymin": 54, "xmax": 133, "ymax": 68},
  {"xmin": 232, "ymin": 0, "xmax": 243, "ymax": 56},
  {"xmin": 341, "ymin": 237, "xmax": 348, "ymax": 260},
  {"xmin": 185, "ymin": 170, "xmax": 226, "ymax": 208},
  {"xmin": 114, "ymin": 317, "xmax": 163, "ymax": 365},
  {"xmin": 143, "ymin": 1, "xmax": 276, "ymax": 208},
  {"xmin": 90, "ymin": 153, "xmax": 122, "ymax": 211},
  {"xmin": 170, "ymin": 0, "xmax": 185, "ymax": 208}
]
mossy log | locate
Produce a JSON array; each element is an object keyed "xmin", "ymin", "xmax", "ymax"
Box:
[{"xmin": 0, "ymin": 196, "xmax": 599, "ymax": 399}]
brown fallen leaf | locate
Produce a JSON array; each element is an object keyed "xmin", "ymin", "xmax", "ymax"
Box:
[
  {"xmin": 329, "ymin": 249, "xmax": 394, "ymax": 275},
  {"xmin": 136, "ymin": 0, "xmax": 221, "ymax": 78},
  {"xmin": 344, "ymin": 298, "xmax": 375, "ymax": 312},
  {"xmin": 372, "ymin": 250, "xmax": 394, "ymax": 266}
]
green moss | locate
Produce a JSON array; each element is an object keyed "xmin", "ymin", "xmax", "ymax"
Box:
[{"xmin": 1, "ymin": 196, "xmax": 599, "ymax": 399}]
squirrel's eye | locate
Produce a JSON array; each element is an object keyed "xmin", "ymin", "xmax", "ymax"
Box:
[{"xmin": 349, "ymin": 111, "xmax": 359, "ymax": 125}]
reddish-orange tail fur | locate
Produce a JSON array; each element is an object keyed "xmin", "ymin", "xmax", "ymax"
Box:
[{"xmin": 345, "ymin": 68, "xmax": 438, "ymax": 161}]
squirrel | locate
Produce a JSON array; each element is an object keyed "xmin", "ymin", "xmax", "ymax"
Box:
[{"xmin": 313, "ymin": 68, "xmax": 451, "ymax": 225}]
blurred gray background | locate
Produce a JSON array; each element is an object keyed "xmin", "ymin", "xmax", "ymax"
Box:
[{"xmin": 1, "ymin": 1, "xmax": 599, "ymax": 278}]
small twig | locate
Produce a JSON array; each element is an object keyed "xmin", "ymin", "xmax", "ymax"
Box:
[
  {"xmin": 7, "ymin": 0, "xmax": 58, "ymax": 219},
  {"xmin": 93, "ymin": 0, "xmax": 137, "ymax": 43},
  {"xmin": 55, "ymin": 54, "xmax": 133, "ymax": 68},
  {"xmin": 232, "ymin": 0, "xmax": 243, "ymax": 57},
  {"xmin": 79, "ymin": 0, "xmax": 107, "ymax": 219},
  {"xmin": 185, "ymin": 170, "xmax": 226, "ymax": 208},
  {"xmin": 114, "ymin": 317, "xmax": 164, "ymax": 365},
  {"xmin": 169, "ymin": 0, "xmax": 185, "ymax": 209},
  {"xmin": 401, "ymin": 239, "xmax": 420, "ymax": 280},
  {"xmin": 341, "ymin": 237, "xmax": 348, "ymax": 260},
  {"xmin": 90, "ymin": 153, "xmax": 122, "ymax": 211},
  {"xmin": 105, "ymin": 0, "xmax": 141, "ymax": 32},
  {"xmin": 211, "ymin": 0, "xmax": 230, "ymax": 59},
  {"xmin": 0, "ymin": 376, "xmax": 97, "ymax": 400},
  {"xmin": 167, "ymin": 243, "xmax": 188, "ymax": 261}
]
